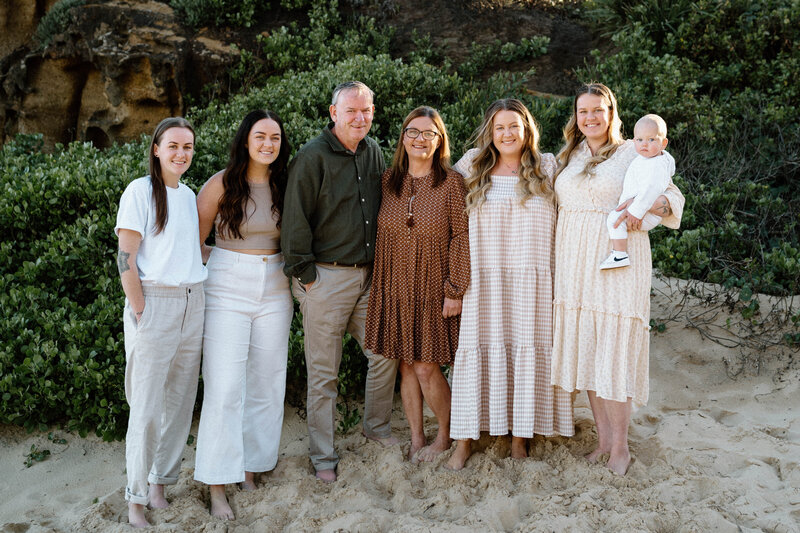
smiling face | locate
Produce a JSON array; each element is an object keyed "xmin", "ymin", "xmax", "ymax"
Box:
[
  {"xmin": 329, "ymin": 88, "xmax": 374, "ymax": 151},
  {"xmin": 246, "ymin": 118, "xmax": 282, "ymax": 169},
  {"xmin": 633, "ymin": 120, "xmax": 668, "ymax": 158},
  {"xmin": 402, "ymin": 116, "xmax": 441, "ymax": 165},
  {"xmin": 153, "ymin": 126, "xmax": 194, "ymax": 183},
  {"xmin": 491, "ymin": 109, "xmax": 525, "ymax": 159},
  {"xmin": 576, "ymin": 93, "xmax": 611, "ymax": 146}
]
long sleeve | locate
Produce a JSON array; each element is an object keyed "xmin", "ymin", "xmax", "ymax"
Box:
[
  {"xmin": 443, "ymin": 172, "xmax": 470, "ymax": 299},
  {"xmin": 281, "ymin": 151, "xmax": 321, "ymax": 284},
  {"xmin": 660, "ymin": 177, "xmax": 685, "ymax": 229},
  {"xmin": 627, "ymin": 154, "xmax": 674, "ymax": 220}
]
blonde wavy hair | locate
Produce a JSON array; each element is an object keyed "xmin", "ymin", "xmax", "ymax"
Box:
[
  {"xmin": 554, "ymin": 83, "xmax": 624, "ymax": 181},
  {"xmin": 464, "ymin": 99, "xmax": 553, "ymax": 213}
]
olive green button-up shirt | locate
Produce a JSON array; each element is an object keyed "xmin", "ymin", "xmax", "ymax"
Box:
[{"xmin": 281, "ymin": 124, "xmax": 385, "ymax": 284}]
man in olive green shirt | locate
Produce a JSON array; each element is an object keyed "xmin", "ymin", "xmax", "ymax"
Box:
[{"xmin": 282, "ymin": 81, "xmax": 399, "ymax": 483}]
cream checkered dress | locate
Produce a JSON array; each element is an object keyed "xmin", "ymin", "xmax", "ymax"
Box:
[{"xmin": 449, "ymin": 149, "xmax": 575, "ymax": 440}]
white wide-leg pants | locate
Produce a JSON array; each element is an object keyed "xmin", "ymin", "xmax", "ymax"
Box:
[{"xmin": 194, "ymin": 247, "xmax": 293, "ymax": 484}]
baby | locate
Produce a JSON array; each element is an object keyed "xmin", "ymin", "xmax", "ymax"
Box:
[{"xmin": 600, "ymin": 113, "xmax": 675, "ymax": 270}]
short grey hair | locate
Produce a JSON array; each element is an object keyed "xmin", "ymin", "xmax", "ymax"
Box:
[{"xmin": 331, "ymin": 81, "xmax": 374, "ymax": 106}]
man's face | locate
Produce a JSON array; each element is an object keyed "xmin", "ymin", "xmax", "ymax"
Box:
[{"xmin": 329, "ymin": 89, "xmax": 374, "ymax": 150}]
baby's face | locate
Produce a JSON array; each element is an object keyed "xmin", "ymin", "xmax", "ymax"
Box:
[{"xmin": 633, "ymin": 123, "xmax": 667, "ymax": 158}]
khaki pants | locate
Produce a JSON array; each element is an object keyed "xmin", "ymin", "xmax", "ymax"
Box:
[
  {"xmin": 293, "ymin": 264, "xmax": 398, "ymax": 471},
  {"xmin": 123, "ymin": 283, "xmax": 204, "ymax": 505}
]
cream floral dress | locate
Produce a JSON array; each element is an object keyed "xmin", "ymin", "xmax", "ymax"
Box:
[{"xmin": 550, "ymin": 140, "xmax": 684, "ymax": 406}]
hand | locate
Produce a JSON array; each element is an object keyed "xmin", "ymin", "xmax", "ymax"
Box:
[
  {"xmin": 303, "ymin": 280, "xmax": 315, "ymax": 291},
  {"xmin": 135, "ymin": 308, "xmax": 144, "ymax": 323},
  {"xmin": 442, "ymin": 297, "xmax": 462, "ymax": 318},
  {"xmin": 613, "ymin": 198, "xmax": 642, "ymax": 231}
]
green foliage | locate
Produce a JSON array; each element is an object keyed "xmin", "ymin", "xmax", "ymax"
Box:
[
  {"xmin": 584, "ymin": 0, "xmax": 800, "ymax": 296},
  {"xmin": 34, "ymin": 0, "xmax": 85, "ymax": 49},
  {"xmin": 458, "ymin": 37, "xmax": 551, "ymax": 79},
  {"xmin": 258, "ymin": 0, "xmax": 393, "ymax": 74},
  {"xmin": 170, "ymin": 0, "xmax": 270, "ymax": 28},
  {"xmin": 24, "ymin": 444, "xmax": 51, "ymax": 467}
]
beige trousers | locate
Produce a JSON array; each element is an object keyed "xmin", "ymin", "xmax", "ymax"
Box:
[
  {"xmin": 293, "ymin": 264, "xmax": 398, "ymax": 471},
  {"xmin": 123, "ymin": 283, "xmax": 204, "ymax": 505}
]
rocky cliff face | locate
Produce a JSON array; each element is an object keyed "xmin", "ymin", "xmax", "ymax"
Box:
[{"xmin": 0, "ymin": 0, "xmax": 238, "ymax": 149}]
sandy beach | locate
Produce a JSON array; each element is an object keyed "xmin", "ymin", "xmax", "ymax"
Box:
[{"xmin": 1, "ymin": 276, "xmax": 798, "ymax": 532}]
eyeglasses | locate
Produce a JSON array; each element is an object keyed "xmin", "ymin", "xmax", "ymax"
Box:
[{"xmin": 404, "ymin": 128, "xmax": 439, "ymax": 141}]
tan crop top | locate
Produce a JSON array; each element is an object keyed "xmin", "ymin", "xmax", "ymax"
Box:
[{"xmin": 215, "ymin": 182, "xmax": 280, "ymax": 250}]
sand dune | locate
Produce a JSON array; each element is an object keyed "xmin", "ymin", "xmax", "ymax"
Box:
[{"xmin": 1, "ymin": 277, "xmax": 798, "ymax": 532}]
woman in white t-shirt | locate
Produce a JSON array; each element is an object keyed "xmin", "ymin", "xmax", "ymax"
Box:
[{"xmin": 115, "ymin": 117, "xmax": 207, "ymax": 528}]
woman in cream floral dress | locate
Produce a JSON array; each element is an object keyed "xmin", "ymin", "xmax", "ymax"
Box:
[{"xmin": 550, "ymin": 83, "xmax": 685, "ymax": 475}]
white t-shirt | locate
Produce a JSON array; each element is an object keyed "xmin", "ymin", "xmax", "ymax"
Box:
[{"xmin": 115, "ymin": 176, "xmax": 207, "ymax": 286}]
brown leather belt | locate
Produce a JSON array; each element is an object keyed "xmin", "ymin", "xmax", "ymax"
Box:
[{"xmin": 316, "ymin": 261, "xmax": 370, "ymax": 268}]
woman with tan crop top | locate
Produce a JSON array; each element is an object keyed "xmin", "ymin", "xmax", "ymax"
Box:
[{"xmin": 193, "ymin": 110, "xmax": 294, "ymax": 520}]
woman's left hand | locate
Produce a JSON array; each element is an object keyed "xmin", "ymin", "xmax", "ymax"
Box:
[
  {"xmin": 613, "ymin": 198, "xmax": 643, "ymax": 231},
  {"xmin": 442, "ymin": 297, "xmax": 462, "ymax": 318}
]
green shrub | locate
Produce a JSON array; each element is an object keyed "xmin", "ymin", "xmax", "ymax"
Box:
[
  {"xmin": 583, "ymin": 0, "xmax": 800, "ymax": 296},
  {"xmin": 34, "ymin": 0, "xmax": 85, "ymax": 49},
  {"xmin": 170, "ymin": 0, "xmax": 270, "ymax": 28}
]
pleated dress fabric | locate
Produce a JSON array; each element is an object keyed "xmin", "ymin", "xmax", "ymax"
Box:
[
  {"xmin": 365, "ymin": 169, "xmax": 470, "ymax": 365},
  {"xmin": 550, "ymin": 140, "xmax": 683, "ymax": 407},
  {"xmin": 449, "ymin": 149, "xmax": 575, "ymax": 440}
]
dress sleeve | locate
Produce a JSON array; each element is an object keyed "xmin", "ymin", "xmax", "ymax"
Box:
[
  {"xmin": 660, "ymin": 178, "xmax": 685, "ymax": 229},
  {"xmin": 443, "ymin": 172, "xmax": 471, "ymax": 299},
  {"xmin": 452, "ymin": 148, "xmax": 479, "ymax": 179}
]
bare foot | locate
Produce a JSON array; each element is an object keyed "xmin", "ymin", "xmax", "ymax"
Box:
[
  {"xmin": 128, "ymin": 502, "xmax": 149, "ymax": 528},
  {"xmin": 606, "ymin": 451, "xmax": 631, "ymax": 476},
  {"xmin": 363, "ymin": 432, "xmax": 400, "ymax": 447},
  {"xmin": 416, "ymin": 438, "xmax": 451, "ymax": 463},
  {"xmin": 408, "ymin": 440, "xmax": 425, "ymax": 463},
  {"xmin": 444, "ymin": 440, "xmax": 471, "ymax": 471},
  {"xmin": 315, "ymin": 468, "xmax": 337, "ymax": 483},
  {"xmin": 241, "ymin": 471, "xmax": 257, "ymax": 491},
  {"xmin": 148, "ymin": 484, "xmax": 168, "ymax": 509},
  {"xmin": 511, "ymin": 437, "xmax": 528, "ymax": 459},
  {"xmin": 585, "ymin": 446, "xmax": 610, "ymax": 464},
  {"xmin": 209, "ymin": 485, "xmax": 234, "ymax": 520}
]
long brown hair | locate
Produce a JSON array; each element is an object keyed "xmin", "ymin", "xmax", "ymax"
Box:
[
  {"xmin": 216, "ymin": 110, "xmax": 291, "ymax": 239},
  {"xmin": 554, "ymin": 83, "xmax": 624, "ymax": 181},
  {"xmin": 463, "ymin": 98, "xmax": 553, "ymax": 213},
  {"xmin": 388, "ymin": 106, "xmax": 451, "ymax": 196},
  {"xmin": 148, "ymin": 117, "xmax": 195, "ymax": 235}
]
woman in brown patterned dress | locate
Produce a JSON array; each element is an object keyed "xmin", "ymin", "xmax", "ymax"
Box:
[{"xmin": 365, "ymin": 106, "xmax": 470, "ymax": 463}]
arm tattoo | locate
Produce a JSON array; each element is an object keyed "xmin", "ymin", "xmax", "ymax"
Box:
[
  {"xmin": 657, "ymin": 199, "xmax": 672, "ymax": 217},
  {"xmin": 117, "ymin": 249, "xmax": 131, "ymax": 274}
]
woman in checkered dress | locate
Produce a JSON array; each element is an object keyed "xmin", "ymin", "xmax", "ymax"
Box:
[{"xmin": 446, "ymin": 99, "xmax": 574, "ymax": 471}]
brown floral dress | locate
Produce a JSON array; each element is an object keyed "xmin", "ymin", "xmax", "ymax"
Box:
[{"xmin": 365, "ymin": 169, "xmax": 470, "ymax": 365}]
